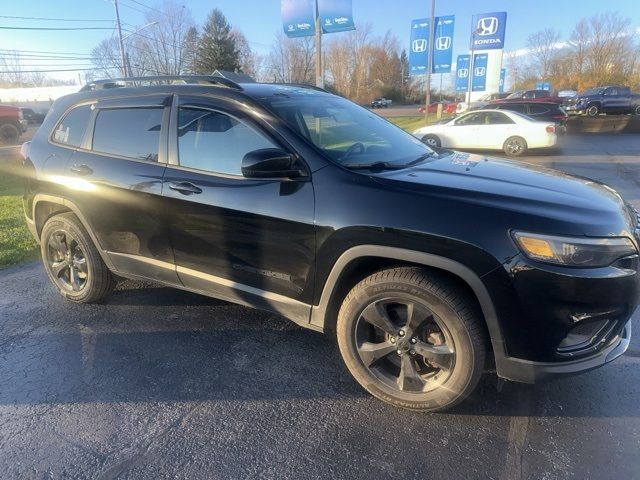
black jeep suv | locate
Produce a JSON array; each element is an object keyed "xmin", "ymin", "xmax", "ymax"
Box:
[{"xmin": 21, "ymin": 76, "xmax": 638, "ymax": 411}]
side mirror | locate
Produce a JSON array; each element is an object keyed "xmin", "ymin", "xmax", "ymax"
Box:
[{"xmin": 241, "ymin": 148, "xmax": 305, "ymax": 179}]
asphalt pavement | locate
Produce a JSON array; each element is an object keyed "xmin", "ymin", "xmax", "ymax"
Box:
[{"xmin": 1, "ymin": 132, "xmax": 639, "ymax": 479}]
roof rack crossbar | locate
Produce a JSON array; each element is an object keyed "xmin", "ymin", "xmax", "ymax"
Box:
[{"xmin": 80, "ymin": 75, "xmax": 243, "ymax": 91}]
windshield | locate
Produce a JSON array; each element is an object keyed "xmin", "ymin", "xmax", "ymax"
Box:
[
  {"xmin": 257, "ymin": 91, "xmax": 434, "ymax": 168},
  {"xmin": 582, "ymin": 87, "xmax": 604, "ymax": 96}
]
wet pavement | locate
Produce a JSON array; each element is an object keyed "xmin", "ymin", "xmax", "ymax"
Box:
[{"xmin": 0, "ymin": 134, "xmax": 639, "ymax": 479}]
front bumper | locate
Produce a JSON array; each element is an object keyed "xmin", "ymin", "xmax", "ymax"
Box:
[{"xmin": 495, "ymin": 319, "xmax": 631, "ymax": 383}]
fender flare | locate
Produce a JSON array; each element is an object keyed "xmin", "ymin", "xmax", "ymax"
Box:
[
  {"xmin": 32, "ymin": 193, "xmax": 115, "ymax": 270},
  {"xmin": 309, "ymin": 245, "xmax": 506, "ymax": 356}
]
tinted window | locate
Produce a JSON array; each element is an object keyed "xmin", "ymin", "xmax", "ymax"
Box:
[
  {"xmin": 92, "ymin": 108, "xmax": 162, "ymax": 161},
  {"xmin": 529, "ymin": 104, "xmax": 551, "ymax": 114},
  {"xmin": 486, "ymin": 112, "xmax": 515, "ymax": 125},
  {"xmin": 604, "ymin": 88, "xmax": 618, "ymax": 96},
  {"xmin": 497, "ymin": 104, "xmax": 527, "ymax": 114},
  {"xmin": 52, "ymin": 104, "xmax": 92, "ymax": 147},
  {"xmin": 455, "ymin": 112, "xmax": 485, "ymax": 126},
  {"xmin": 177, "ymin": 108, "xmax": 275, "ymax": 175}
]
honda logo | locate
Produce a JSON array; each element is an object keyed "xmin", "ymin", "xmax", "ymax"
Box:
[
  {"xmin": 435, "ymin": 36, "xmax": 451, "ymax": 51},
  {"xmin": 477, "ymin": 17, "xmax": 499, "ymax": 36},
  {"xmin": 412, "ymin": 39, "xmax": 427, "ymax": 53},
  {"xmin": 458, "ymin": 68, "xmax": 469, "ymax": 78},
  {"xmin": 474, "ymin": 66, "xmax": 486, "ymax": 76}
]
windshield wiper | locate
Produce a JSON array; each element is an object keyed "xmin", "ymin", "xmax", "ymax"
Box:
[
  {"xmin": 343, "ymin": 161, "xmax": 404, "ymax": 171},
  {"xmin": 406, "ymin": 152, "xmax": 436, "ymax": 166}
]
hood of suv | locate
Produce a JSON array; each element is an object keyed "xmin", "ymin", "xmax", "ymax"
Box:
[{"xmin": 371, "ymin": 151, "xmax": 634, "ymax": 238}]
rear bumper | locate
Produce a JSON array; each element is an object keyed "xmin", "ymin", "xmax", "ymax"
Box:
[{"xmin": 495, "ymin": 319, "xmax": 631, "ymax": 383}]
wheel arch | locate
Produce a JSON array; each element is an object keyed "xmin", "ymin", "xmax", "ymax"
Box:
[
  {"xmin": 32, "ymin": 194, "xmax": 115, "ymax": 270},
  {"xmin": 310, "ymin": 245, "xmax": 505, "ymax": 355}
]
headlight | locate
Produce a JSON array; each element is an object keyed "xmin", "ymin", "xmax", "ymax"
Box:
[{"xmin": 512, "ymin": 232, "xmax": 637, "ymax": 267}]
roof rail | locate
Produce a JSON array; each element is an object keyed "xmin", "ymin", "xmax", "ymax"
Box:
[
  {"xmin": 280, "ymin": 83, "xmax": 327, "ymax": 93},
  {"xmin": 80, "ymin": 75, "xmax": 243, "ymax": 92}
]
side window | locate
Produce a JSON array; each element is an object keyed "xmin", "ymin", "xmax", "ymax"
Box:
[
  {"xmin": 52, "ymin": 104, "xmax": 92, "ymax": 147},
  {"xmin": 522, "ymin": 91, "xmax": 535, "ymax": 99},
  {"xmin": 604, "ymin": 88, "xmax": 618, "ymax": 96},
  {"xmin": 177, "ymin": 107, "xmax": 276, "ymax": 176},
  {"xmin": 455, "ymin": 112, "xmax": 484, "ymax": 126},
  {"xmin": 529, "ymin": 104, "xmax": 550, "ymax": 115},
  {"xmin": 503, "ymin": 104, "xmax": 526, "ymax": 114},
  {"xmin": 92, "ymin": 108, "xmax": 162, "ymax": 161},
  {"xmin": 486, "ymin": 112, "xmax": 515, "ymax": 125}
]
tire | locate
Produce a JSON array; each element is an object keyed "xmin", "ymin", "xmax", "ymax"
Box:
[
  {"xmin": 634, "ymin": 105, "xmax": 640, "ymax": 116},
  {"xmin": 503, "ymin": 136, "xmax": 527, "ymax": 156},
  {"xmin": 0, "ymin": 123, "xmax": 20, "ymax": 145},
  {"xmin": 421, "ymin": 134, "xmax": 441, "ymax": 149},
  {"xmin": 336, "ymin": 267, "xmax": 487, "ymax": 411},
  {"xmin": 586, "ymin": 104, "xmax": 600, "ymax": 117},
  {"xmin": 40, "ymin": 212, "xmax": 116, "ymax": 303}
]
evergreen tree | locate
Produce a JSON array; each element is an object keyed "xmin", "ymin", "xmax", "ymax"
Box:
[{"xmin": 194, "ymin": 9, "xmax": 240, "ymax": 73}]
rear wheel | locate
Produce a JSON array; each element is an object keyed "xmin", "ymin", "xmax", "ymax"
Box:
[
  {"xmin": 336, "ymin": 267, "xmax": 487, "ymax": 411},
  {"xmin": 0, "ymin": 123, "xmax": 19, "ymax": 145},
  {"xmin": 421, "ymin": 134, "xmax": 441, "ymax": 149},
  {"xmin": 634, "ymin": 105, "xmax": 640, "ymax": 116},
  {"xmin": 503, "ymin": 136, "xmax": 527, "ymax": 156},
  {"xmin": 586, "ymin": 104, "xmax": 600, "ymax": 117},
  {"xmin": 40, "ymin": 213, "xmax": 116, "ymax": 303}
]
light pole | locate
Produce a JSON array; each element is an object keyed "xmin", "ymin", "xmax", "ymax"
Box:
[
  {"xmin": 424, "ymin": 0, "xmax": 435, "ymax": 121},
  {"xmin": 466, "ymin": 27, "xmax": 482, "ymax": 105},
  {"xmin": 112, "ymin": 0, "xmax": 127, "ymax": 77}
]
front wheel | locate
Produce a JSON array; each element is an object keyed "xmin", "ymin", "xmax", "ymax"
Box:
[
  {"xmin": 586, "ymin": 104, "xmax": 600, "ymax": 117},
  {"xmin": 336, "ymin": 267, "xmax": 487, "ymax": 411},
  {"xmin": 503, "ymin": 136, "xmax": 527, "ymax": 156},
  {"xmin": 40, "ymin": 213, "xmax": 116, "ymax": 303}
]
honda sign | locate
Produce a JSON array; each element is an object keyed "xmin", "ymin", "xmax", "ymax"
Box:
[
  {"xmin": 471, "ymin": 12, "xmax": 507, "ymax": 50},
  {"xmin": 455, "ymin": 55, "xmax": 470, "ymax": 91},
  {"xmin": 435, "ymin": 36, "xmax": 451, "ymax": 50},
  {"xmin": 409, "ymin": 15, "xmax": 455, "ymax": 75},
  {"xmin": 432, "ymin": 15, "xmax": 455, "ymax": 73},
  {"xmin": 412, "ymin": 38, "xmax": 428, "ymax": 53},
  {"xmin": 471, "ymin": 53, "xmax": 488, "ymax": 91},
  {"xmin": 408, "ymin": 18, "xmax": 430, "ymax": 75}
]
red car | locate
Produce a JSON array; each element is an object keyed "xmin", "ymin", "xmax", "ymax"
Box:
[
  {"xmin": 418, "ymin": 101, "xmax": 458, "ymax": 114},
  {"xmin": 491, "ymin": 89, "xmax": 563, "ymax": 104},
  {"xmin": 0, "ymin": 105, "xmax": 27, "ymax": 145}
]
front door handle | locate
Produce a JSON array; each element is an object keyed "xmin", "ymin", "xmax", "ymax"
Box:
[
  {"xmin": 69, "ymin": 164, "xmax": 93, "ymax": 176},
  {"xmin": 168, "ymin": 181, "xmax": 202, "ymax": 195}
]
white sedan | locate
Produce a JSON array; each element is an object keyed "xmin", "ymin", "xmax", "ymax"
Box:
[{"xmin": 412, "ymin": 109, "xmax": 557, "ymax": 156}]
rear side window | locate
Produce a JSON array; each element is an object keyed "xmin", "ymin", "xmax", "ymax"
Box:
[
  {"xmin": 499, "ymin": 104, "xmax": 526, "ymax": 114},
  {"xmin": 52, "ymin": 104, "xmax": 92, "ymax": 147},
  {"xmin": 529, "ymin": 104, "xmax": 551, "ymax": 114},
  {"xmin": 92, "ymin": 108, "xmax": 162, "ymax": 161}
]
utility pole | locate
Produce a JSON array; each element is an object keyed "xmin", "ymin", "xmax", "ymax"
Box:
[
  {"xmin": 467, "ymin": 28, "xmax": 481, "ymax": 106},
  {"xmin": 424, "ymin": 0, "xmax": 435, "ymax": 121},
  {"xmin": 113, "ymin": 0, "xmax": 127, "ymax": 77},
  {"xmin": 314, "ymin": 0, "xmax": 323, "ymax": 88}
]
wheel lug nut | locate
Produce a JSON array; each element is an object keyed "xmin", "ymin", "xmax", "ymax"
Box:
[
  {"xmin": 390, "ymin": 337, "xmax": 396, "ymax": 344},
  {"xmin": 410, "ymin": 337, "xmax": 417, "ymax": 344},
  {"xmin": 397, "ymin": 349, "xmax": 402, "ymax": 355},
  {"xmin": 410, "ymin": 350, "xmax": 416, "ymax": 356},
  {"xmin": 398, "ymin": 330, "xmax": 405, "ymax": 337}
]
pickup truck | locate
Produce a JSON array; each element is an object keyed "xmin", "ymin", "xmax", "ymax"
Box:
[
  {"xmin": 563, "ymin": 86, "xmax": 640, "ymax": 117},
  {"xmin": 0, "ymin": 105, "xmax": 27, "ymax": 145},
  {"xmin": 370, "ymin": 97, "xmax": 392, "ymax": 109}
]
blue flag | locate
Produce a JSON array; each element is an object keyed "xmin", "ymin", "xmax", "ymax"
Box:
[
  {"xmin": 281, "ymin": 0, "xmax": 315, "ymax": 38},
  {"xmin": 455, "ymin": 55, "xmax": 470, "ymax": 92},
  {"xmin": 318, "ymin": 0, "xmax": 355, "ymax": 33},
  {"xmin": 472, "ymin": 53, "xmax": 488, "ymax": 92},
  {"xmin": 432, "ymin": 15, "xmax": 455, "ymax": 73}
]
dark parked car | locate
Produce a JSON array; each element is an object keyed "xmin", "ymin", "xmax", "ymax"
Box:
[
  {"xmin": 21, "ymin": 76, "xmax": 639, "ymax": 411},
  {"xmin": 482, "ymin": 102, "xmax": 569, "ymax": 134},
  {"xmin": 370, "ymin": 97, "xmax": 391, "ymax": 108},
  {"xmin": 20, "ymin": 107, "xmax": 47, "ymax": 125},
  {"xmin": 563, "ymin": 86, "xmax": 640, "ymax": 117},
  {"xmin": 493, "ymin": 89, "xmax": 562, "ymax": 104}
]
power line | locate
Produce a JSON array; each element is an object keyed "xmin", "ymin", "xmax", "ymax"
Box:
[
  {"xmin": 0, "ymin": 67, "xmax": 99, "ymax": 73},
  {"xmin": 125, "ymin": 0, "xmax": 162, "ymax": 13},
  {"xmin": 0, "ymin": 15, "xmax": 114, "ymax": 22},
  {"xmin": 0, "ymin": 26, "xmax": 114, "ymax": 31},
  {"xmin": 0, "ymin": 49, "xmax": 95, "ymax": 56}
]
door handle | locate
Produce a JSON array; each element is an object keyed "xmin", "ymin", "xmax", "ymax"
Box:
[
  {"xmin": 168, "ymin": 181, "xmax": 202, "ymax": 195},
  {"xmin": 69, "ymin": 164, "xmax": 93, "ymax": 176}
]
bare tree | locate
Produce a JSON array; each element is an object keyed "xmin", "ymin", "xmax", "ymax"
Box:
[
  {"xmin": 526, "ymin": 28, "xmax": 561, "ymax": 79},
  {"xmin": 231, "ymin": 28, "xmax": 261, "ymax": 79},
  {"xmin": 266, "ymin": 31, "xmax": 315, "ymax": 84}
]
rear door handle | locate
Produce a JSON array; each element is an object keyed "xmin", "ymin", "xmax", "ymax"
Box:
[
  {"xmin": 168, "ymin": 181, "xmax": 202, "ymax": 195},
  {"xmin": 69, "ymin": 164, "xmax": 93, "ymax": 175}
]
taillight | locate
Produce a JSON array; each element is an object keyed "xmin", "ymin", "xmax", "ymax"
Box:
[
  {"xmin": 545, "ymin": 125, "xmax": 555, "ymax": 134},
  {"xmin": 20, "ymin": 141, "xmax": 30, "ymax": 160}
]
